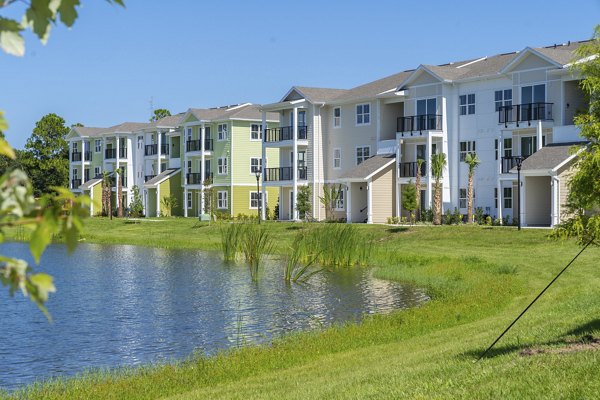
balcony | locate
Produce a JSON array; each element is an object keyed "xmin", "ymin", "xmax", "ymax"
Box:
[
  {"xmin": 264, "ymin": 166, "xmax": 307, "ymax": 182},
  {"xmin": 144, "ymin": 144, "xmax": 170, "ymax": 156},
  {"xmin": 186, "ymin": 172, "xmax": 213, "ymax": 185},
  {"xmin": 264, "ymin": 126, "xmax": 308, "ymax": 143},
  {"xmin": 500, "ymin": 156, "xmax": 531, "ymax": 174},
  {"xmin": 398, "ymin": 162, "xmax": 426, "ymax": 178},
  {"xmin": 397, "ymin": 114, "xmax": 442, "ymax": 134},
  {"xmin": 186, "ymin": 139, "xmax": 214, "ymax": 152},
  {"xmin": 105, "ymin": 148, "xmax": 116, "ymax": 159},
  {"xmin": 71, "ymin": 178, "xmax": 82, "ymax": 188},
  {"xmin": 498, "ymin": 103, "xmax": 553, "ymax": 127},
  {"xmin": 71, "ymin": 151, "xmax": 82, "ymax": 162}
]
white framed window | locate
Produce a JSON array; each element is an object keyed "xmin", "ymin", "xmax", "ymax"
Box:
[
  {"xmin": 334, "ymin": 189, "xmax": 345, "ymax": 211},
  {"xmin": 250, "ymin": 157, "xmax": 263, "ymax": 174},
  {"xmin": 503, "ymin": 138, "xmax": 513, "ymax": 157},
  {"xmin": 459, "ymin": 141, "xmax": 476, "ymax": 162},
  {"xmin": 494, "ymin": 139, "xmax": 498, "ymax": 160},
  {"xmin": 94, "ymin": 166, "xmax": 101, "ymax": 177},
  {"xmin": 249, "ymin": 191, "xmax": 265, "ymax": 209},
  {"xmin": 250, "ymin": 124, "xmax": 262, "ymax": 141},
  {"xmin": 356, "ymin": 103, "xmax": 370, "ymax": 125},
  {"xmin": 72, "ymin": 168, "xmax": 78, "ymax": 178},
  {"xmin": 494, "ymin": 188, "xmax": 498, "ymax": 209},
  {"xmin": 521, "ymin": 84, "xmax": 545, "ymax": 104},
  {"xmin": 187, "ymin": 192, "xmax": 192, "ymax": 208},
  {"xmin": 356, "ymin": 146, "xmax": 370, "ymax": 165},
  {"xmin": 459, "ymin": 94, "xmax": 476, "ymax": 115},
  {"xmin": 503, "ymin": 187, "xmax": 512, "ymax": 209},
  {"xmin": 333, "ymin": 107, "xmax": 341, "ymax": 128},
  {"xmin": 459, "ymin": 188, "xmax": 467, "ymax": 209},
  {"xmin": 94, "ymin": 139, "xmax": 102, "ymax": 152},
  {"xmin": 218, "ymin": 157, "xmax": 228, "ymax": 175},
  {"xmin": 495, "ymin": 89, "xmax": 512, "ymax": 111},
  {"xmin": 217, "ymin": 191, "xmax": 228, "ymax": 209},
  {"xmin": 186, "ymin": 128, "xmax": 192, "ymax": 141},
  {"xmin": 333, "ymin": 148, "xmax": 341, "ymax": 169},
  {"xmin": 187, "ymin": 160, "xmax": 192, "ymax": 174},
  {"xmin": 218, "ymin": 124, "xmax": 228, "ymax": 141}
]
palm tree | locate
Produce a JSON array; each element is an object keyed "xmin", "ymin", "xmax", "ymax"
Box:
[
  {"xmin": 415, "ymin": 158, "xmax": 424, "ymax": 221},
  {"xmin": 101, "ymin": 171, "xmax": 112, "ymax": 218},
  {"xmin": 430, "ymin": 152, "xmax": 447, "ymax": 225},
  {"xmin": 464, "ymin": 152, "xmax": 481, "ymax": 224}
]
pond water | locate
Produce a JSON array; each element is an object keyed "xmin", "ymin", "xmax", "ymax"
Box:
[{"xmin": 0, "ymin": 242, "xmax": 428, "ymax": 391}]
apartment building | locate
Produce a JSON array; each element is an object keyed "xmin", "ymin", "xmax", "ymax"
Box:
[{"xmin": 261, "ymin": 40, "xmax": 589, "ymax": 227}]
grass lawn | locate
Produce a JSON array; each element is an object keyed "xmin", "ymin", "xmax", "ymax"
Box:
[{"xmin": 5, "ymin": 219, "xmax": 600, "ymax": 399}]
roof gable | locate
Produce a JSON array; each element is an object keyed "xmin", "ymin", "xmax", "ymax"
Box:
[
  {"xmin": 281, "ymin": 87, "xmax": 305, "ymax": 102},
  {"xmin": 398, "ymin": 66, "xmax": 444, "ymax": 89},
  {"xmin": 500, "ymin": 47, "xmax": 562, "ymax": 73}
]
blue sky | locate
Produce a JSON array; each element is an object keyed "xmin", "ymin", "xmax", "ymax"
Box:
[{"xmin": 1, "ymin": 0, "xmax": 599, "ymax": 148}]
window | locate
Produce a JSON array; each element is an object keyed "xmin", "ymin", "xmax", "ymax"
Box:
[
  {"xmin": 334, "ymin": 189, "xmax": 345, "ymax": 210},
  {"xmin": 250, "ymin": 124, "xmax": 262, "ymax": 140},
  {"xmin": 503, "ymin": 187, "xmax": 513, "ymax": 209},
  {"xmin": 95, "ymin": 139, "xmax": 102, "ymax": 152},
  {"xmin": 94, "ymin": 166, "xmax": 101, "ymax": 177},
  {"xmin": 459, "ymin": 94, "xmax": 476, "ymax": 115},
  {"xmin": 217, "ymin": 191, "xmax": 228, "ymax": 209},
  {"xmin": 459, "ymin": 141, "xmax": 476, "ymax": 162},
  {"xmin": 72, "ymin": 168, "xmax": 78, "ymax": 178},
  {"xmin": 495, "ymin": 89, "xmax": 512, "ymax": 111},
  {"xmin": 218, "ymin": 157, "xmax": 228, "ymax": 175},
  {"xmin": 356, "ymin": 146, "xmax": 370, "ymax": 165},
  {"xmin": 249, "ymin": 191, "xmax": 265, "ymax": 209},
  {"xmin": 187, "ymin": 160, "xmax": 192, "ymax": 174},
  {"xmin": 218, "ymin": 124, "xmax": 228, "ymax": 141},
  {"xmin": 521, "ymin": 84, "xmax": 545, "ymax": 104},
  {"xmin": 494, "ymin": 188, "xmax": 498, "ymax": 209},
  {"xmin": 503, "ymin": 138, "xmax": 513, "ymax": 157},
  {"xmin": 187, "ymin": 192, "xmax": 192, "ymax": 208},
  {"xmin": 333, "ymin": 148, "xmax": 341, "ymax": 169},
  {"xmin": 459, "ymin": 188, "xmax": 467, "ymax": 209},
  {"xmin": 250, "ymin": 157, "xmax": 263, "ymax": 174},
  {"xmin": 356, "ymin": 103, "xmax": 370, "ymax": 125},
  {"xmin": 494, "ymin": 139, "xmax": 498, "ymax": 160},
  {"xmin": 333, "ymin": 107, "xmax": 341, "ymax": 128},
  {"xmin": 186, "ymin": 128, "xmax": 192, "ymax": 141}
]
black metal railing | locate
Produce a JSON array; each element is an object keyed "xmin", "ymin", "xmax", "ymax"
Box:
[
  {"xmin": 501, "ymin": 156, "xmax": 530, "ymax": 174},
  {"xmin": 264, "ymin": 126, "xmax": 308, "ymax": 143},
  {"xmin": 186, "ymin": 172, "xmax": 213, "ymax": 185},
  {"xmin": 399, "ymin": 161, "xmax": 426, "ymax": 178},
  {"xmin": 145, "ymin": 175, "xmax": 156, "ymax": 182},
  {"xmin": 71, "ymin": 151, "xmax": 82, "ymax": 162},
  {"xmin": 119, "ymin": 147, "xmax": 127, "ymax": 158},
  {"xmin": 498, "ymin": 103, "xmax": 553, "ymax": 126},
  {"xmin": 145, "ymin": 143, "xmax": 170, "ymax": 156},
  {"xmin": 105, "ymin": 148, "xmax": 116, "ymax": 159},
  {"xmin": 84, "ymin": 151, "xmax": 92, "ymax": 161},
  {"xmin": 71, "ymin": 178, "xmax": 82, "ymax": 188},
  {"xmin": 397, "ymin": 114, "xmax": 443, "ymax": 133},
  {"xmin": 186, "ymin": 139, "xmax": 214, "ymax": 152},
  {"xmin": 263, "ymin": 166, "xmax": 308, "ymax": 182}
]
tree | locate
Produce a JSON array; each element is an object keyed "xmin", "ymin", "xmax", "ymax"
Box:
[
  {"xmin": 161, "ymin": 195, "xmax": 178, "ymax": 217},
  {"xmin": 554, "ymin": 26, "xmax": 600, "ymax": 245},
  {"xmin": 129, "ymin": 185, "xmax": 144, "ymax": 218},
  {"xmin": 402, "ymin": 180, "xmax": 417, "ymax": 224},
  {"xmin": 116, "ymin": 168, "xmax": 123, "ymax": 217},
  {"xmin": 150, "ymin": 109, "xmax": 171, "ymax": 122},
  {"xmin": 431, "ymin": 152, "xmax": 447, "ymax": 225},
  {"xmin": 415, "ymin": 158, "xmax": 424, "ymax": 221},
  {"xmin": 464, "ymin": 152, "xmax": 480, "ymax": 224},
  {"xmin": 20, "ymin": 113, "xmax": 69, "ymax": 196},
  {"xmin": 319, "ymin": 184, "xmax": 342, "ymax": 221},
  {"xmin": 101, "ymin": 171, "xmax": 112, "ymax": 218},
  {"xmin": 296, "ymin": 185, "xmax": 311, "ymax": 221}
]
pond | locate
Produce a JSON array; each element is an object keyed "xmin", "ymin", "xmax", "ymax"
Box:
[{"xmin": 0, "ymin": 242, "xmax": 428, "ymax": 391}]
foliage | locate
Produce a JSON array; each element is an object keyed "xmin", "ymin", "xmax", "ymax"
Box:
[
  {"xmin": 115, "ymin": 168, "xmax": 123, "ymax": 218},
  {"xmin": 319, "ymin": 184, "xmax": 342, "ymax": 221},
  {"xmin": 474, "ymin": 207, "xmax": 485, "ymax": 225},
  {"xmin": 295, "ymin": 185, "xmax": 311, "ymax": 221},
  {"xmin": 283, "ymin": 231, "xmax": 321, "ymax": 284},
  {"xmin": 150, "ymin": 109, "xmax": 171, "ymax": 122},
  {"xmin": 273, "ymin": 197, "xmax": 279, "ymax": 220},
  {"xmin": 415, "ymin": 158, "xmax": 424, "ymax": 221},
  {"xmin": 20, "ymin": 113, "xmax": 69, "ymax": 197},
  {"xmin": 160, "ymin": 195, "xmax": 178, "ymax": 217},
  {"xmin": 430, "ymin": 152, "xmax": 447, "ymax": 225},
  {"xmin": 301, "ymin": 224, "xmax": 373, "ymax": 267},
  {"xmin": 239, "ymin": 223, "xmax": 273, "ymax": 281},
  {"xmin": 464, "ymin": 152, "xmax": 480, "ymax": 224},
  {"xmin": 101, "ymin": 171, "xmax": 112, "ymax": 218},
  {"xmin": 401, "ymin": 180, "xmax": 417, "ymax": 224},
  {"xmin": 128, "ymin": 186, "xmax": 144, "ymax": 218},
  {"xmin": 219, "ymin": 223, "xmax": 242, "ymax": 261},
  {"xmin": 553, "ymin": 26, "xmax": 600, "ymax": 246}
]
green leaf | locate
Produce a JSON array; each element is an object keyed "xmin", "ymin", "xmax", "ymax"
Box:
[
  {"xmin": 29, "ymin": 217, "xmax": 55, "ymax": 264},
  {"xmin": 58, "ymin": 0, "xmax": 80, "ymax": 27},
  {"xmin": 29, "ymin": 272, "xmax": 56, "ymax": 303},
  {"xmin": 24, "ymin": 0, "xmax": 56, "ymax": 44},
  {"xmin": 0, "ymin": 17, "xmax": 25, "ymax": 56}
]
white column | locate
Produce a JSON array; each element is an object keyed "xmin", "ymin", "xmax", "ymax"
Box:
[
  {"xmin": 183, "ymin": 187, "xmax": 188, "ymax": 217},
  {"xmin": 183, "ymin": 127, "xmax": 188, "ymax": 217},
  {"xmin": 346, "ymin": 184, "xmax": 352, "ymax": 223},
  {"xmin": 497, "ymin": 135, "xmax": 503, "ymax": 221},
  {"xmin": 80, "ymin": 138, "xmax": 85, "ymax": 185},
  {"xmin": 520, "ymin": 179, "xmax": 526, "ymax": 227},
  {"xmin": 396, "ymin": 139, "xmax": 402, "ymax": 218},
  {"xmin": 367, "ymin": 179, "xmax": 373, "ymax": 224},
  {"xmin": 200, "ymin": 123, "xmax": 206, "ymax": 215},
  {"xmin": 115, "ymin": 135, "xmax": 120, "ymax": 164},
  {"xmin": 115, "ymin": 169, "xmax": 120, "ymax": 210},
  {"xmin": 292, "ymin": 107, "xmax": 298, "ymax": 221},
  {"xmin": 537, "ymin": 120, "xmax": 543, "ymax": 151},
  {"xmin": 157, "ymin": 130, "xmax": 162, "ymax": 172},
  {"xmin": 156, "ymin": 185, "xmax": 161, "ymax": 217},
  {"xmin": 103, "ymin": 137, "xmax": 107, "ymax": 171},
  {"xmin": 551, "ymin": 176, "xmax": 560, "ymax": 227},
  {"xmin": 261, "ymin": 112, "xmax": 267, "ymax": 221},
  {"xmin": 426, "ymin": 134, "xmax": 433, "ymax": 208}
]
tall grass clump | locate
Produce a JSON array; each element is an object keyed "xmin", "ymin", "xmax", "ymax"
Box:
[
  {"xmin": 303, "ymin": 224, "xmax": 373, "ymax": 268},
  {"xmin": 284, "ymin": 230, "xmax": 321, "ymax": 283},
  {"xmin": 219, "ymin": 222, "xmax": 243, "ymax": 261},
  {"xmin": 240, "ymin": 223, "xmax": 274, "ymax": 281}
]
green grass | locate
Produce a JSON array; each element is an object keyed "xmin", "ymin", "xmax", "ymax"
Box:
[{"xmin": 4, "ymin": 220, "xmax": 600, "ymax": 399}]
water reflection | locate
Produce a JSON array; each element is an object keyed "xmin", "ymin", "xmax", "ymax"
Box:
[{"xmin": 0, "ymin": 242, "xmax": 428, "ymax": 391}]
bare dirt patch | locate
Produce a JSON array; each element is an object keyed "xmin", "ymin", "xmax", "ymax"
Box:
[{"xmin": 520, "ymin": 335, "xmax": 600, "ymax": 357}]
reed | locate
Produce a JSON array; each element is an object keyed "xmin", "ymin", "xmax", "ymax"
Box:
[
  {"xmin": 283, "ymin": 230, "xmax": 321, "ymax": 283},
  {"xmin": 302, "ymin": 224, "xmax": 373, "ymax": 268},
  {"xmin": 239, "ymin": 223, "xmax": 274, "ymax": 281},
  {"xmin": 219, "ymin": 223, "xmax": 242, "ymax": 261}
]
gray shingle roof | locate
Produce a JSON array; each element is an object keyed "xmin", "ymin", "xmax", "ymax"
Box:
[
  {"xmin": 292, "ymin": 87, "xmax": 350, "ymax": 103},
  {"xmin": 189, "ymin": 104, "xmax": 278, "ymax": 122},
  {"xmin": 339, "ymin": 154, "xmax": 396, "ymax": 180},
  {"xmin": 72, "ymin": 126, "xmax": 106, "ymax": 137},
  {"xmin": 534, "ymin": 40, "xmax": 588, "ymax": 65},
  {"xmin": 149, "ymin": 113, "xmax": 186, "ymax": 128},
  {"xmin": 333, "ymin": 71, "xmax": 414, "ymax": 102},
  {"xmin": 102, "ymin": 122, "xmax": 150, "ymax": 134},
  {"xmin": 80, "ymin": 177, "xmax": 102, "ymax": 190},
  {"xmin": 518, "ymin": 142, "xmax": 587, "ymax": 172},
  {"xmin": 144, "ymin": 168, "xmax": 180, "ymax": 186}
]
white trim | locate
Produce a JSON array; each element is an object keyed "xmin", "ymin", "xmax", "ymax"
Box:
[
  {"xmin": 355, "ymin": 103, "xmax": 371, "ymax": 126},
  {"xmin": 500, "ymin": 47, "xmax": 562, "ymax": 74},
  {"xmin": 333, "ymin": 148, "xmax": 342, "ymax": 170},
  {"xmin": 355, "ymin": 145, "xmax": 371, "ymax": 166},
  {"xmin": 249, "ymin": 191, "xmax": 267, "ymax": 210},
  {"xmin": 250, "ymin": 123, "xmax": 262, "ymax": 141},
  {"xmin": 217, "ymin": 190, "xmax": 228, "ymax": 209},
  {"xmin": 333, "ymin": 106, "xmax": 341, "ymax": 128}
]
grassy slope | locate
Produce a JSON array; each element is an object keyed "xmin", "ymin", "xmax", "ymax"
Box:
[{"xmin": 6, "ymin": 219, "xmax": 600, "ymax": 399}]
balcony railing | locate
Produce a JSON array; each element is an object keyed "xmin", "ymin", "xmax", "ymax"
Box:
[
  {"xmin": 145, "ymin": 175, "xmax": 156, "ymax": 182},
  {"xmin": 186, "ymin": 139, "xmax": 214, "ymax": 152},
  {"xmin": 397, "ymin": 114, "xmax": 443, "ymax": 133},
  {"xmin": 71, "ymin": 178, "xmax": 82, "ymax": 188},
  {"xmin": 264, "ymin": 126, "xmax": 308, "ymax": 143},
  {"xmin": 498, "ymin": 103, "xmax": 553, "ymax": 126},
  {"xmin": 84, "ymin": 151, "xmax": 92, "ymax": 161},
  {"xmin": 105, "ymin": 148, "xmax": 116, "ymax": 159},
  {"xmin": 263, "ymin": 166, "xmax": 308, "ymax": 182},
  {"xmin": 144, "ymin": 144, "xmax": 170, "ymax": 156},
  {"xmin": 501, "ymin": 155, "xmax": 532, "ymax": 174},
  {"xmin": 186, "ymin": 172, "xmax": 213, "ymax": 185},
  {"xmin": 71, "ymin": 151, "xmax": 82, "ymax": 162},
  {"xmin": 399, "ymin": 161, "xmax": 426, "ymax": 178}
]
